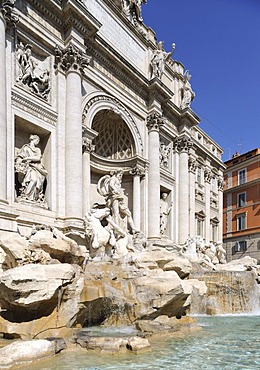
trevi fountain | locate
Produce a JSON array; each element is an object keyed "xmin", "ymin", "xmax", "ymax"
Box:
[{"xmin": 0, "ymin": 0, "xmax": 259, "ymax": 369}]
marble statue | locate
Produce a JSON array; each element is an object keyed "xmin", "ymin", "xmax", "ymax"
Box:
[
  {"xmin": 151, "ymin": 41, "xmax": 175, "ymax": 79},
  {"xmin": 97, "ymin": 169, "xmax": 138, "ymax": 234},
  {"xmin": 15, "ymin": 134, "xmax": 48, "ymax": 206},
  {"xmin": 182, "ymin": 236, "xmax": 226, "ymax": 268},
  {"xmin": 160, "ymin": 193, "xmax": 172, "ymax": 235},
  {"xmin": 215, "ymin": 241, "xmax": 227, "ymax": 264},
  {"xmin": 180, "ymin": 70, "xmax": 195, "ymax": 109},
  {"xmin": 160, "ymin": 142, "xmax": 171, "ymax": 169},
  {"xmin": 84, "ymin": 205, "xmax": 117, "ymax": 257},
  {"xmin": 16, "ymin": 42, "xmax": 50, "ymax": 99},
  {"xmin": 121, "ymin": 0, "xmax": 147, "ymax": 22}
]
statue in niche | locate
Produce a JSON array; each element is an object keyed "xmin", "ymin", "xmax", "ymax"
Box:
[
  {"xmin": 15, "ymin": 134, "xmax": 48, "ymax": 208},
  {"xmin": 97, "ymin": 169, "xmax": 138, "ymax": 234},
  {"xmin": 16, "ymin": 42, "xmax": 50, "ymax": 100},
  {"xmin": 121, "ymin": 0, "xmax": 147, "ymax": 22},
  {"xmin": 180, "ymin": 70, "xmax": 195, "ymax": 109},
  {"xmin": 84, "ymin": 170, "xmax": 146, "ymax": 258},
  {"xmin": 151, "ymin": 41, "xmax": 175, "ymax": 79},
  {"xmin": 160, "ymin": 142, "xmax": 171, "ymax": 169},
  {"xmin": 160, "ymin": 193, "xmax": 172, "ymax": 235}
]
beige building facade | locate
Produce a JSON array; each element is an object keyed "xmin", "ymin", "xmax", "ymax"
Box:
[{"xmin": 0, "ymin": 0, "xmax": 225, "ymax": 246}]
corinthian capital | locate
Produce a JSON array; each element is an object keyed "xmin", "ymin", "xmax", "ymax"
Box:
[
  {"xmin": 0, "ymin": 0, "xmax": 19, "ymax": 28},
  {"xmin": 129, "ymin": 164, "xmax": 145, "ymax": 177},
  {"xmin": 174, "ymin": 136, "xmax": 193, "ymax": 153},
  {"xmin": 54, "ymin": 43, "xmax": 92, "ymax": 74},
  {"xmin": 82, "ymin": 137, "xmax": 95, "ymax": 154},
  {"xmin": 147, "ymin": 112, "xmax": 165, "ymax": 132}
]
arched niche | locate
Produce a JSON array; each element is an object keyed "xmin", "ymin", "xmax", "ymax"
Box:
[
  {"xmin": 82, "ymin": 93, "xmax": 143, "ymax": 157},
  {"xmin": 82, "ymin": 93, "xmax": 145, "ymax": 214}
]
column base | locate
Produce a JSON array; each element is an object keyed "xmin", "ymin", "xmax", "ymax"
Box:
[
  {"xmin": 0, "ymin": 203, "xmax": 19, "ymax": 232},
  {"xmin": 63, "ymin": 217, "xmax": 84, "ymax": 233}
]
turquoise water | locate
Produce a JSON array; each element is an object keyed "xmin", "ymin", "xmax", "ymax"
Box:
[{"xmin": 22, "ymin": 316, "xmax": 260, "ymax": 369}]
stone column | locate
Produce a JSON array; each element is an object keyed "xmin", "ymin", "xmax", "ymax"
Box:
[
  {"xmin": 217, "ymin": 175, "xmax": 224, "ymax": 242},
  {"xmin": 146, "ymin": 112, "xmax": 164, "ymax": 239},
  {"xmin": 54, "ymin": 43, "xmax": 91, "ymax": 227},
  {"xmin": 82, "ymin": 130, "xmax": 96, "ymax": 216},
  {"xmin": 188, "ymin": 156, "xmax": 197, "ymax": 238},
  {"xmin": 129, "ymin": 164, "xmax": 145, "ymax": 231},
  {"xmin": 0, "ymin": 1, "xmax": 18, "ymax": 205},
  {"xmin": 204, "ymin": 166, "xmax": 212, "ymax": 243},
  {"xmin": 174, "ymin": 136, "xmax": 193, "ymax": 244}
]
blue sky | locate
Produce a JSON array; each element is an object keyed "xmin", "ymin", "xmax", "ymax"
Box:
[{"xmin": 142, "ymin": 0, "xmax": 260, "ymax": 161}]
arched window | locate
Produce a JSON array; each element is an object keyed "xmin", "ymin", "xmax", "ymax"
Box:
[{"xmin": 92, "ymin": 109, "xmax": 135, "ymax": 160}]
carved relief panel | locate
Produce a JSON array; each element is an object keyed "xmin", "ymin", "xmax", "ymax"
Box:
[{"xmin": 15, "ymin": 40, "xmax": 51, "ymax": 101}]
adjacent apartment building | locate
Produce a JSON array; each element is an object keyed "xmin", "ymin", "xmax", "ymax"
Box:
[{"xmin": 223, "ymin": 149, "xmax": 260, "ymax": 262}]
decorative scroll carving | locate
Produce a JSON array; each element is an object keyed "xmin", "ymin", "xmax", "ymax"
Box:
[
  {"xmin": 16, "ymin": 42, "xmax": 50, "ymax": 100},
  {"xmin": 0, "ymin": 0, "xmax": 19, "ymax": 28},
  {"xmin": 54, "ymin": 43, "xmax": 92, "ymax": 74},
  {"xmin": 82, "ymin": 136, "xmax": 95, "ymax": 154},
  {"xmin": 129, "ymin": 164, "xmax": 145, "ymax": 177},
  {"xmin": 160, "ymin": 141, "xmax": 171, "ymax": 169},
  {"xmin": 151, "ymin": 41, "xmax": 175, "ymax": 79},
  {"xmin": 173, "ymin": 136, "xmax": 193, "ymax": 153},
  {"xmin": 15, "ymin": 134, "xmax": 48, "ymax": 208},
  {"xmin": 180, "ymin": 70, "xmax": 195, "ymax": 109},
  {"xmin": 147, "ymin": 112, "xmax": 165, "ymax": 132}
]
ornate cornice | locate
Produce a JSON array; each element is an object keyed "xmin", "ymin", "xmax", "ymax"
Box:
[
  {"xmin": 11, "ymin": 89, "xmax": 57, "ymax": 125},
  {"xmin": 54, "ymin": 43, "xmax": 92, "ymax": 74},
  {"xmin": 146, "ymin": 112, "xmax": 165, "ymax": 132},
  {"xmin": 0, "ymin": 0, "xmax": 19, "ymax": 28}
]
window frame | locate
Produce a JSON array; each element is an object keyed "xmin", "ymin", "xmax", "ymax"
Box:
[
  {"xmin": 237, "ymin": 192, "xmax": 246, "ymax": 208},
  {"xmin": 238, "ymin": 168, "xmax": 246, "ymax": 185},
  {"xmin": 237, "ymin": 213, "xmax": 246, "ymax": 231}
]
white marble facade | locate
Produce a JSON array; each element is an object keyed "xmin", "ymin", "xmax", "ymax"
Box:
[{"xmin": 0, "ymin": 0, "xmax": 225, "ymax": 245}]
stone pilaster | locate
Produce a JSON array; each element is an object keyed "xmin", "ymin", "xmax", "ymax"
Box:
[
  {"xmin": 82, "ymin": 128, "xmax": 96, "ymax": 216},
  {"xmin": 204, "ymin": 166, "xmax": 212, "ymax": 243},
  {"xmin": 146, "ymin": 112, "xmax": 165, "ymax": 239},
  {"xmin": 174, "ymin": 136, "xmax": 193, "ymax": 244},
  {"xmin": 188, "ymin": 156, "xmax": 197, "ymax": 238},
  {"xmin": 217, "ymin": 175, "xmax": 224, "ymax": 241},
  {"xmin": 129, "ymin": 164, "xmax": 145, "ymax": 231},
  {"xmin": 55, "ymin": 43, "xmax": 92, "ymax": 227},
  {"xmin": 0, "ymin": 1, "xmax": 18, "ymax": 205}
]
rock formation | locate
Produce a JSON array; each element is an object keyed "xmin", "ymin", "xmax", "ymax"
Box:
[{"xmin": 0, "ymin": 225, "xmax": 259, "ymax": 368}]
